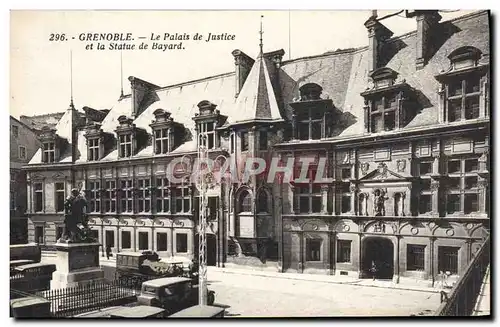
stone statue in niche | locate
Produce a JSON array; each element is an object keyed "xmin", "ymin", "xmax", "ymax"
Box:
[{"xmin": 373, "ymin": 188, "xmax": 388, "ymax": 216}]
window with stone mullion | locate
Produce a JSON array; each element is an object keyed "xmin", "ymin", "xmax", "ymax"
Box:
[
  {"xmin": 447, "ymin": 76, "xmax": 480, "ymax": 122},
  {"xmin": 104, "ymin": 180, "xmax": 116, "ymax": 213},
  {"xmin": 137, "ymin": 179, "xmax": 151, "ymax": 213},
  {"xmin": 120, "ymin": 179, "xmax": 133, "ymax": 213},
  {"xmin": 199, "ymin": 122, "xmax": 215, "ymax": 149},
  {"xmin": 370, "ymin": 94, "xmax": 397, "ymax": 133},
  {"xmin": 88, "ymin": 138, "xmax": 100, "ymax": 161},
  {"xmin": 294, "ymin": 167, "xmax": 321, "ymax": 214},
  {"xmin": 446, "ymin": 157, "xmax": 479, "ymax": 214},
  {"xmin": 154, "ymin": 128, "xmax": 169, "ymax": 154},
  {"xmin": 173, "ymin": 185, "xmax": 190, "ymax": 213},
  {"xmin": 88, "ymin": 181, "xmax": 101, "ymax": 213},
  {"xmin": 43, "ymin": 142, "xmax": 55, "ymax": 163},
  {"xmin": 297, "ymin": 109, "xmax": 323, "ymax": 140},
  {"xmin": 119, "ymin": 134, "xmax": 132, "ymax": 158},
  {"xmin": 156, "ymin": 177, "xmax": 170, "ymax": 213}
]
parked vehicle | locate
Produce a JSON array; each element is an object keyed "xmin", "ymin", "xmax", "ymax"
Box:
[
  {"xmin": 137, "ymin": 277, "xmax": 215, "ymax": 315},
  {"xmin": 115, "ymin": 251, "xmax": 194, "ymax": 288},
  {"xmin": 169, "ymin": 305, "xmax": 225, "ymax": 318}
]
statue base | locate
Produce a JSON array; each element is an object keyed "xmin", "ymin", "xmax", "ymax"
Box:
[{"xmin": 50, "ymin": 242, "xmax": 104, "ymax": 289}]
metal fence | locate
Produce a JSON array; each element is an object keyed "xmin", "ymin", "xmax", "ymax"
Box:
[
  {"xmin": 33, "ymin": 280, "xmax": 136, "ymax": 317},
  {"xmin": 435, "ymin": 236, "xmax": 490, "ymax": 316}
]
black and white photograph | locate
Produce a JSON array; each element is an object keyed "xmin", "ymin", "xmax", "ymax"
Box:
[{"xmin": 8, "ymin": 7, "xmax": 491, "ymax": 319}]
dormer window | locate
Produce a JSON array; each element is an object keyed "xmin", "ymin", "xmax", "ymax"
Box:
[
  {"xmin": 84, "ymin": 122, "xmax": 112, "ymax": 162},
  {"xmin": 435, "ymin": 46, "xmax": 489, "ymax": 123},
  {"xmin": 39, "ymin": 126, "xmax": 60, "ymax": 163},
  {"xmin": 290, "ymin": 83, "xmax": 335, "ymax": 141},
  {"xmin": 150, "ymin": 109, "xmax": 183, "ymax": 155},
  {"xmin": 43, "ymin": 142, "xmax": 55, "ymax": 163},
  {"xmin": 115, "ymin": 115, "xmax": 147, "ymax": 159},
  {"xmin": 119, "ymin": 134, "xmax": 132, "ymax": 158},
  {"xmin": 193, "ymin": 100, "xmax": 228, "ymax": 150},
  {"xmin": 361, "ymin": 67, "xmax": 416, "ymax": 134}
]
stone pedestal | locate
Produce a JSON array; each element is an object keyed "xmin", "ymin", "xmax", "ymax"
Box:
[{"xmin": 50, "ymin": 242, "xmax": 104, "ymax": 289}]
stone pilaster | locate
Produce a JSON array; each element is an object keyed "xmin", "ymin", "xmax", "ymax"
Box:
[{"xmin": 320, "ymin": 185, "xmax": 329, "ymax": 214}]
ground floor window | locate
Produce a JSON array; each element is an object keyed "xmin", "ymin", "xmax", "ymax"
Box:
[
  {"xmin": 337, "ymin": 240, "xmax": 351, "ymax": 263},
  {"xmin": 305, "ymin": 238, "xmax": 321, "ymax": 261},
  {"xmin": 407, "ymin": 244, "xmax": 426, "ymax": 271},
  {"xmin": 438, "ymin": 246, "xmax": 459, "ymax": 274},
  {"xmin": 89, "ymin": 229, "xmax": 98, "ymax": 241},
  {"xmin": 138, "ymin": 232, "xmax": 149, "ymax": 250},
  {"xmin": 121, "ymin": 231, "xmax": 131, "ymax": 249},
  {"xmin": 34, "ymin": 226, "xmax": 44, "ymax": 244},
  {"xmin": 157, "ymin": 233, "xmax": 168, "ymax": 251},
  {"xmin": 176, "ymin": 233, "xmax": 188, "ymax": 253}
]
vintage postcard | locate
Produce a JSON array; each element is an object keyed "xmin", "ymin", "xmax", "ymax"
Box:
[{"xmin": 9, "ymin": 9, "xmax": 491, "ymax": 318}]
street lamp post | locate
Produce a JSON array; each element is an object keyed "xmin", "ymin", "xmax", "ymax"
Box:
[{"xmin": 197, "ymin": 139, "xmax": 208, "ymax": 305}]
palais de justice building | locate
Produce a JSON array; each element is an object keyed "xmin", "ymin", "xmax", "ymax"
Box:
[{"xmin": 23, "ymin": 10, "xmax": 490, "ymax": 283}]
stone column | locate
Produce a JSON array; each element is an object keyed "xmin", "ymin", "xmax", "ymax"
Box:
[
  {"xmin": 478, "ymin": 180, "xmax": 488, "ymax": 216},
  {"xmin": 429, "ymin": 236, "xmax": 436, "ymax": 287},
  {"xmin": 358, "ymin": 232, "xmax": 364, "ymax": 278},
  {"xmin": 393, "ymin": 235, "xmax": 401, "ymax": 284},
  {"xmin": 321, "ymin": 185, "xmax": 329, "ymax": 214},
  {"xmin": 331, "ymin": 231, "xmax": 337, "ymax": 275},
  {"xmin": 298, "ymin": 232, "xmax": 304, "ymax": 273},
  {"xmin": 431, "ymin": 180, "xmax": 440, "ymax": 216},
  {"xmin": 350, "ymin": 183, "xmax": 357, "ymax": 215},
  {"xmin": 289, "ymin": 184, "xmax": 296, "ymax": 214}
]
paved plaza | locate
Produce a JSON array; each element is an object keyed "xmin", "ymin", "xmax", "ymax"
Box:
[{"xmin": 207, "ymin": 269, "xmax": 440, "ymax": 317}]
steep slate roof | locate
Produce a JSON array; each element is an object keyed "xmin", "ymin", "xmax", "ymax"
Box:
[
  {"xmin": 20, "ymin": 112, "xmax": 65, "ymax": 133},
  {"xmin": 230, "ymin": 53, "xmax": 282, "ymax": 124},
  {"xmin": 28, "ymin": 10, "xmax": 489, "ymax": 165}
]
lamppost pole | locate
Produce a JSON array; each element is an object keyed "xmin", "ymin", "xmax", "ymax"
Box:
[{"xmin": 197, "ymin": 139, "xmax": 208, "ymax": 305}]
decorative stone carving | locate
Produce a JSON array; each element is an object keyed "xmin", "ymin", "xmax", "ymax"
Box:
[
  {"xmin": 411, "ymin": 227, "xmax": 419, "ymax": 235},
  {"xmin": 311, "ymin": 224, "xmax": 319, "ymax": 231},
  {"xmin": 342, "ymin": 224, "xmax": 350, "ymax": 232},
  {"xmin": 377, "ymin": 163, "xmax": 388, "ymax": 178},
  {"xmin": 349, "ymin": 184, "xmax": 358, "ymax": 193},
  {"xmin": 373, "ymin": 221, "xmax": 386, "ymax": 233},
  {"xmin": 360, "ymin": 162, "xmax": 369, "ymax": 175},
  {"xmin": 396, "ymin": 159, "xmax": 406, "ymax": 172},
  {"xmin": 446, "ymin": 228, "xmax": 455, "ymax": 236},
  {"xmin": 373, "ymin": 188, "xmax": 388, "ymax": 216}
]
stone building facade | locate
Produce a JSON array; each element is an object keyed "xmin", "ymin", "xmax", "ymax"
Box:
[
  {"xmin": 23, "ymin": 10, "xmax": 490, "ymax": 281},
  {"xmin": 10, "ymin": 116, "xmax": 40, "ymax": 244}
]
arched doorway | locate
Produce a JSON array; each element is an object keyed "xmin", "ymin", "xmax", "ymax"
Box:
[
  {"xmin": 194, "ymin": 233, "xmax": 217, "ymax": 266},
  {"xmin": 363, "ymin": 237, "xmax": 394, "ymax": 279}
]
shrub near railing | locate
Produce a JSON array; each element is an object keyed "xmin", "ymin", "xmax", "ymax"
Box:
[{"xmin": 435, "ymin": 235, "xmax": 490, "ymax": 316}]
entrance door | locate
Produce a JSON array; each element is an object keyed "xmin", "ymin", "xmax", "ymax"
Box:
[
  {"xmin": 363, "ymin": 237, "xmax": 394, "ymax": 279},
  {"xmin": 194, "ymin": 233, "xmax": 217, "ymax": 266},
  {"xmin": 105, "ymin": 230, "xmax": 115, "ymax": 248}
]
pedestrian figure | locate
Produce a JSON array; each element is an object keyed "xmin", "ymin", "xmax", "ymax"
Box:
[
  {"xmin": 106, "ymin": 245, "xmax": 111, "ymax": 260},
  {"xmin": 369, "ymin": 260, "xmax": 378, "ymax": 281}
]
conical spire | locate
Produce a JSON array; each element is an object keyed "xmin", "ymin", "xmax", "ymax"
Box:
[{"xmin": 69, "ymin": 50, "xmax": 75, "ymax": 110}]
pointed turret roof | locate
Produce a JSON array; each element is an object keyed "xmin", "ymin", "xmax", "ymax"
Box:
[{"xmin": 230, "ymin": 52, "xmax": 282, "ymax": 125}]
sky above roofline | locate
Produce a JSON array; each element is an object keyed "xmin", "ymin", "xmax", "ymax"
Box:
[{"xmin": 10, "ymin": 10, "xmax": 476, "ymax": 119}]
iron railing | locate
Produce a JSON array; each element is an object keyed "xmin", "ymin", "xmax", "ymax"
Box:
[
  {"xmin": 435, "ymin": 236, "xmax": 490, "ymax": 316},
  {"xmin": 31, "ymin": 280, "xmax": 136, "ymax": 318}
]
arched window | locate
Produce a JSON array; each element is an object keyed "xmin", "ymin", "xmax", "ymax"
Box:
[
  {"xmin": 257, "ymin": 190, "xmax": 269, "ymax": 213},
  {"xmin": 238, "ymin": 190, "xmax": 252, "ymax": 213}
]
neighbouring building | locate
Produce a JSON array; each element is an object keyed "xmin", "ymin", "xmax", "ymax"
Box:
[
  {"xmin": 23, "ymin": 10, "xmax": 490, "ymax": 282},
  {"xmin": 11, "ymin": 116, "xmax": 41, "ymax": 244}
]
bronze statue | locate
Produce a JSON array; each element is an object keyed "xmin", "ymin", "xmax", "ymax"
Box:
[{"xmin": 58, "ymin": 188, "xmax": 95, "ymax": 243}]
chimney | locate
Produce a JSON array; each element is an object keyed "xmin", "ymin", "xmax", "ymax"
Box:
[
  {"xmin": 364, "ymin": 12, "xmax": 394, "ymax": 72},
  {"xmin": 231, "ymin": 49, "xmax": 255, "ymax": 98},
  {"xmin": 128, "ymin": 76, "xmax": 160, "ymax": 118},
  {"xmin": 414, "ymin": 10, "xmax": 442, "ymax": 70}
]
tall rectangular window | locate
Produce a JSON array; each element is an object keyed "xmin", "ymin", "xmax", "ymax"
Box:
[
  {"xmin": 259, "ymin": 131, "xmax": 268, "ymax": 150},
  {"xmin": 173, "ymin": 185, "xmax": 190, "ymax": 213},
  {"xmin": 419, "ymin": 177, "xmax": 432, "ymax": 214},
  {"xmin": 33, "ymin": 182, "xmax": 43, "ymax": 212},
  {"xmin": 370, "ymin": 94, "xmax": 398, "ymax": 133},
  {"xmin": 121, "ymin": 231, "xmax": 131, "ymax": 249},
  {"xmin": 336, "ymin": 240, "xmax": 351, "ymax": 263},
  {"xmin": 240, "ymin": 131, "xmax": 249, "ymax": 151},
  {"xmin": 120, "ymin": 179, "xmax": 133, "ymax": 213},
  {"xmin": 156, "ymin": 178, "xmax": 170, "ymax": 213},
  {"xmin": 230, "ymin": 133, "xmax": 235, "ymax": 153},
  {"xmin": 294, "ymin": 166, "xmax": 321, "ymax": 213},
  {"xmin": 104, "ymin": 181, "xmax": 116, "ymax": 213},
  {"xmin": 305, "ymin": 238, "xmax": 322, "ymax": 261},
  {"xmin": 297, "ymin": 109, "xmax": 324, "ymax": 140},
  {"xmin": 176, "ymin": 233, "xmax": 188, "ymax": 253},
  {"xmin": 88, "ymin": 181, "xmax": 101, "ymax": 213},
  {"xmin": 199, "ymin": 122, "xmax": 216, "ymax": 150},
  {"xmin": 154, "ymin": 128, "xmax": 169, "ymax": 154},
  {"xmin": 137, "ymin": 179, "xmax": 151, "ymax": 212},
  {"xmin": 156, "ymin": 233, "xmax": 168, "ymax": 251},
  {"xmin": 56, "ymin": 226, "xmax": 64, "ymax": 240},
  {"xmin": 138, "ymin": 232, "xmax": 149, "ymax": 250},
  {"xmin": 438, "ymin": 246, "xmax": 459, "ymax": 274},
  {"xmin": 339, "ymin": 183, "xmax": 351, "ymax": 214},
  {"xmin": 447, "ymin": 75, "xmax": 480, "ymax": 122},
  {"xmin": 88, "ymin": 138, "xmax": 100, "ymax": 161},
  {"xmin": 119, "ymin": 134, "xmax": 132, "ymax": 158},
  {"xmin": 55, "ymin": 182, "xmax": 65, "ymax": 212},
  {"xmin": 407, "ymin": 244, "xmax": 426, "ymax": 271},
  {"xmin": 19, "ymin": 146, "xmax": 27, "ymax": 160},
  {"xmin": 34, "ymin": 226, "xmax": 44, "ymax": 244},
  {"xmin": 42, "ymin": 142, "xmax": 55, "ymax": 163},
  {"xmin": 446, "ymin": 157, "xmax": 480, "ymax": 214}
]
